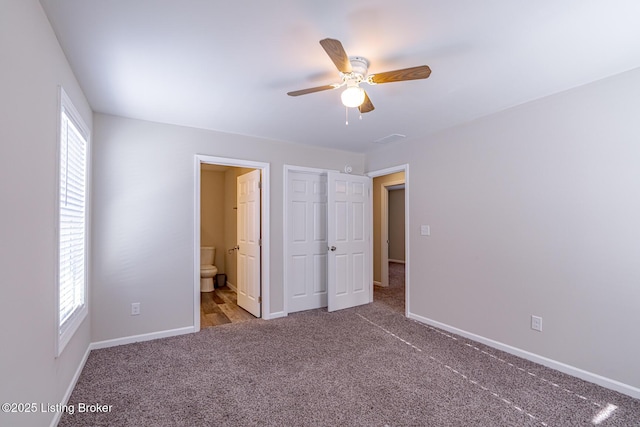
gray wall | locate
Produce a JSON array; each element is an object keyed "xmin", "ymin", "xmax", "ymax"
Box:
[
  {"xmin": 388, "ymin": 189, "xmax": 405, "ymax": 262},
  {"xmin": 90, "ymin": 114, "xmax": 365, "ymax": 342},
  {"xmin": 366, "ymin": 67, "xmax": 640, "ymax": 392},
  {"xmin": 0, "ymin": 1, "xmax": 93, "ymax": 426},
  {"xmin": 200, "ymin": 169, "xmax": 226, "ymax": 273}
]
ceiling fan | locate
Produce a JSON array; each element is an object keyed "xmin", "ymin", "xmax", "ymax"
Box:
[{"xmin": 287, "ymin": 38, "xmax": 431, "ymax": 114}]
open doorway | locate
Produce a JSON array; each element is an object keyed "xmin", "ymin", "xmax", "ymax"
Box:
[
  {"xmin": 369, "ymin": 166, "xmax": 408, "ymax": 315},
  {"xmin": 194, "ymin": 155, "xmax": 271, "ymax": 331},
  {"xmin": 199, "ymin": 164, "xmax": 258, "ymax": 328}
]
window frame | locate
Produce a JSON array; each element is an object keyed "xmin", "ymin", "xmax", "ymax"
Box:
[{"xmin": 55, "ymin": 86, "xmax": 90, "ymax": 357}]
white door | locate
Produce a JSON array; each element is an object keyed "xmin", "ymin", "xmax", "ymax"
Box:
[
  {"xmin": 237, "ymin": 169, "xmax": 261, "ymax": 317},
  {"xmin": 286, "ymin": 170, "xmax": 328, "ymax": 313},
  {"xmin": 327, "ymin": 171, "xmax": 372, "ymax": 312}
]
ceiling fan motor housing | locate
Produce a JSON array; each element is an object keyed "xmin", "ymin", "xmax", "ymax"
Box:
[{"xmin": 346, "ymin": 56, "xmax": 369, "ymax": 82}]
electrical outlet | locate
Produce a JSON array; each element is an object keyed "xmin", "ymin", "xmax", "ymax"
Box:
[
  {"xmin": 531, "ymin": 315, "xmax": 542, "ymax": 332},
  {"xmin": 131, "ymin": 303, "xmax": 141, "ymax": 316}
]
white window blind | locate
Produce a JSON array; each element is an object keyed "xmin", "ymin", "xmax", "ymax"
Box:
[{"xmin": 57, "ymin": 88, "xmax": 89, "ymax": 354}]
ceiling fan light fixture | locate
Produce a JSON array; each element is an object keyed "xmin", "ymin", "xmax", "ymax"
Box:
[
  {"xmin": 287, "ymin": 38, "xmax": 430, "ymax": 117},
  {"xmin": 341, "ymin": 85, "xmax": 365, "ymax": 108}
]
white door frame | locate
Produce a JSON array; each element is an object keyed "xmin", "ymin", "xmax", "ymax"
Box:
[
  {"xmin": 380, "ymin": 179, "xmax": 405, "ymax": 287},
  {"xmin": 367, "ymin": 164, "xmax": 410, "ymax": 316},
  {"xmin": 194, "ymin": 155, "xmax": 271, "ymax": 331}
]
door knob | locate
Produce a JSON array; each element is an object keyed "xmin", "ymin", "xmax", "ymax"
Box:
[{"xmin": 329, "ymin": 246, "xmax": 337, "ymax": 252}]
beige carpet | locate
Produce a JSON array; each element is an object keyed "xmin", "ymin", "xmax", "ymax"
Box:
[
  {"xmin": 59, "ymin": 295, "xmax": 639, "ymax": 426},
  {"xmin": 373, "ymin": 262, "xmax": 405, "ymax": 314}
]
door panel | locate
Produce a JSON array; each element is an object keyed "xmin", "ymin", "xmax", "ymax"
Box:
[
  {"xmin": 335, "ymin": 253, "xmax": 348, "ymax": 296},
  {"xmin": 327, "ymin": 171, "xmax": 372, "ymax": 312},
  {"xmin": 338, "ymin": 206, "xmax": 349, "ymax": 240},
  {"xmin": 314, "ymin": 254, "xmax": 327, "ymax": 294},
  {"xmin": 291, "ymin": 255, "xmax": 307, "ymax": 296},
  {"xmin": 237, "ymin": 169, "xmax": 261, "ymax": 317}
]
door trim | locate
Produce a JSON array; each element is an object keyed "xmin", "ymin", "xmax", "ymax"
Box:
[
  {"xmin": 367, "ymin": 164, "xmax": 410, "ymax": 316},
  {"xmin": 194, "ymin": 155, "xmax": 271, "ymax": 331}
]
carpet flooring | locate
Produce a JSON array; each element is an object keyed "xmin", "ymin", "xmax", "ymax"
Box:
[
  {"xmin": 59, "ymin": 274, "xmax": 640, "ymax": 426},
  {"xmin": 374, "ymin": 262, "xmax": 406, "ymax": 315}
]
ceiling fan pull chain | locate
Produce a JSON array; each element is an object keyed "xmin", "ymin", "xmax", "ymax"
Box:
[{"xmin": 345, "ymin": 106, "xmax": 349, "ymax": 126}]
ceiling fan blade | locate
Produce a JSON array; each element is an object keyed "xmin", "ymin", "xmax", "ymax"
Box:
[
  {"xmin": 369, "ymin": 65, "xmax": 431, "ymax": 84},
  {"xmin": 287, "ymin": 84, "xmax": 336, "ymax": 97},
  {"xmin": 359, "ymin": 91, "xmax": 375, "ymax": 113},
  {"xmin": 319, "ymin": 38, "xmax": 352, "ymax": 74}
]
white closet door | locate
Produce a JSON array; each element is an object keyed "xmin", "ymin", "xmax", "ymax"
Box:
[
  {"xmin": 286, "ymin": 170, "xmax": 328, "ymax": 313},
  {"xmin": 327, "ymin": 171, "xmax": 372, "ymax": 312}
]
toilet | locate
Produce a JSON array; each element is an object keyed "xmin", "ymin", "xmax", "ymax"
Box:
[{"xmin": 200, "ymin": 246, "xmax": 218, "ymax": 292}]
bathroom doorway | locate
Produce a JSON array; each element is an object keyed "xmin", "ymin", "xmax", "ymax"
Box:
[{"xmin": 194, "ymin": 155, "xmax": 270, "ymax": 331}]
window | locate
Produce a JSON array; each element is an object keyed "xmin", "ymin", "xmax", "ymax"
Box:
[{"xmin": 57, "ymin": 87, "xmax": 89, "ymax": 356}]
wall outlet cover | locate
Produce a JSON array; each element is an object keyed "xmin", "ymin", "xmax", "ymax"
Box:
[{"xmin": 531, "ymin": 315, "xmax": 542, "ymax": 332}]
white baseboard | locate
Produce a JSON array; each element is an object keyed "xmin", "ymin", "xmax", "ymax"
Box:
[
  {"xmin": 408, "ymin": 312, "xmax": 640, "ymax": 400},
  {"xmin": 225, "ymin": 281, "xmax": 237, "ymax": 292},
  {"xmin": 90, "ymin": 326, "xmax": 195, "ymax": 350},
  {"xmin": 49, "ymin": 345, "xmax": 91, "ymax": 427},
  {"xmin": 265, "ymin": 311, "xmax": 287, "ymax": 320},
  {"xmin": 389, "ymin": 259, "xmax": 406, "ymax": 264},
  {"xmin": 373, "ymin": 280, "xmax": 386, "ymax": 287},
  {"xmin": 50, "ymin": 345, "xmax": 91, "ymax": 427}
]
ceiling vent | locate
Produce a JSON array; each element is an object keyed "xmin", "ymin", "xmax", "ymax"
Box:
[{"xmin": 374, "ymin": 133, "xmax": 406, "ymax": 144}]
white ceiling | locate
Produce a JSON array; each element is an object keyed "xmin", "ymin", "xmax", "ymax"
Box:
[{"xmin": 41, "ymin": 0, "xmax": 640, "ymax": 153}]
